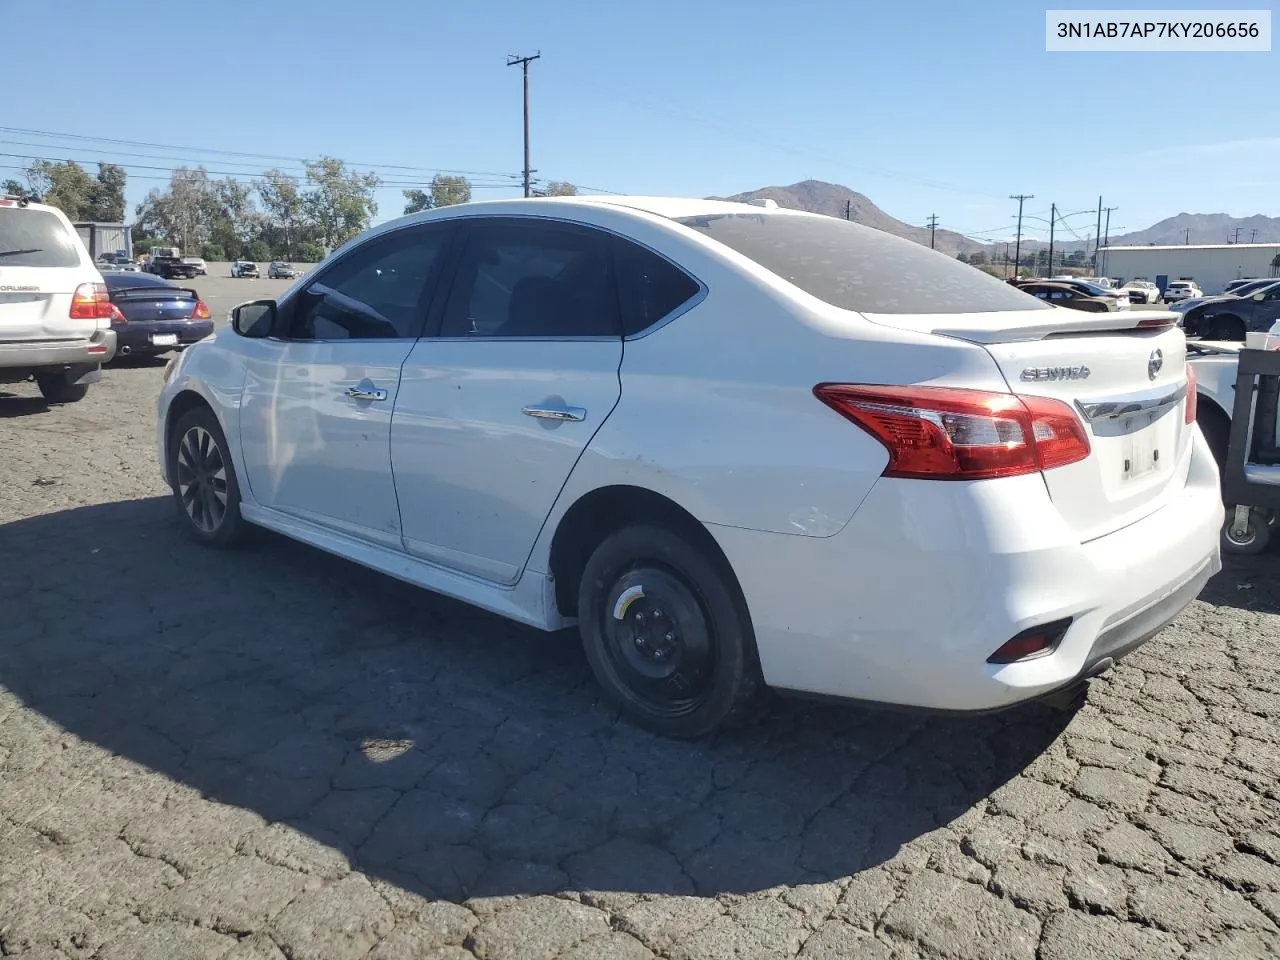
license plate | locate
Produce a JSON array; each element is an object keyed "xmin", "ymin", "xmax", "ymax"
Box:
[
  {"xmin": 1121, "ymin": 417, "xmax": 1160, "ymax": 480},
  {"xmin": 151, "ymin": 333, "xmax": 178, "ymax": 346}
]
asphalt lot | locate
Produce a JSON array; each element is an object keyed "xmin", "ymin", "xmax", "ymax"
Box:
[{"xmin": 1, "ymin": 287, "xmax": 1280, "ymax": 958}]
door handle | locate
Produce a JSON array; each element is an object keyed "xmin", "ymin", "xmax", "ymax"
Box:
[
  {"xmin": 522, "ymin": 404, "xmax": 587, "ymax": 422},
  {"xmin": 345, "ymin": 386, "xmax": 388, "ymax": 402}
]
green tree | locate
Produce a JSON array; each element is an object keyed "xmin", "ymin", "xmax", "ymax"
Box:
[
  {"xmin": 956, "ymin": 252, "xmax": 969, "ymax": 263},
  {"xmin": 539, "ymin": 181, "xmax": 577, "ymax": 196},
  {"xmin": 298, "ymin": 241, "xmax": 326, "ymax": 262},
  {"xmin": 256, "ymin": 169, "xmax": 305, "ymax": 257},
  {"xmin": 82, "ymin": 163, "xmax": 127, "ymax": 221},
  {"xmin": 25, "ymin": 160, "xmax": 96, "ymax": 219},
  {"xmin": 967, "ymin": 250, "xmax": 987, "ymax": 266},
  {"xmin": 402, "ymin": 189, "xmax": 432, "ymax": 215},
  {"xmin": 3, "ymin": 178, "xmax": 25, "ymax": 196},
  {"xmin": 302, "ymin": 156, "xmax": 380, "ymax": 251},
  {"xmin": 431, "ymin": 174, "xmax": 471, "ymax": 208}
]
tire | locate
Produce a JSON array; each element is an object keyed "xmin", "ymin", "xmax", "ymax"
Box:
[
  {"xmin": 1223, "ymin": 507, "xmax": 1272, "ymax": 555},
  {"xmin": 577, "ymin": 523, "xmax": 763, "ymax": 738},
  {"xmin": 167, "ymin": 405, "xmax": 248, "ymax": 548},
  {"xmin": 35, "ymin": 370, "xmax": 89, "ymax": 404},
  {"xmin": 1211, "ymin": 315, "xmax": 1245, "ymax": 341}
]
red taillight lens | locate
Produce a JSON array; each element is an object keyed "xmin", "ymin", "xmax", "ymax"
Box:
[
  {"xmin": 814, "ymin": 384, "xmax": 1091, "ymax": 480},
  {"xmin": 1185, "ymin": 363, "xmax": 1197, "ymax": 425},
  {"xmin": 1137, "ymin": 316, "xmax": 1175, "ymax": 329},
  {"xmin": 108, "ymin": 303, "xmax": 126, "ymax": 323},
  {"xmin": 192, "ymin": 300, "xmax": 211, "ymax": 320},
  {"xmin": 69, "ymin": 282, "xmax": 113, "ymax": 319}
]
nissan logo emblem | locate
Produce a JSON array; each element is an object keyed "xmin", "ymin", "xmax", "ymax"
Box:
[{"xmin": 1148, "ymin": 348, "xmax": 1163, "ymax": 381}]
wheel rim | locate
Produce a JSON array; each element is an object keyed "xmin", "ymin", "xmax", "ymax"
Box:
[
  {"xmin": 175, "ymin": 425, "xmax": 228, "ymax": 533},
  {"xmin": 600, "ymin": 565, "xmax": 716, "ymax": 718}
]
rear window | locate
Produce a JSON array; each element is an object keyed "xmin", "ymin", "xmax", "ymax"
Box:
[
  {"xmin": 0, "ymin": 208, "xmax": 82, "ymax": 268},
  {"xmin": 674, "ymin": 212, "xmax": 1049, "ymax": 314}
]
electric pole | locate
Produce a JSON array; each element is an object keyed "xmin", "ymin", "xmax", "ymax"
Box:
[
  {"xmin": 506, "ymin": 52, "xmax": 541, "ymax": 198},
  {"xmin": 1100, "ymin": 205, "xmax": 1117, "ymax": 275},
  {"xmin": 1047, "ymin": 203, "xmax": 1056, "ymax": 278},
  {"xmin": 1094, "ymin": 196, "xmax": 1102, "ymax": 270},
  {"xmin": 1251, "ymin": 229, "xmax": 1258, "ymax": 243},
  {"xmin": 845, "ymin": 199, "xmax": 851, "ymax": 220},
  {"xmin": 1185, "ymin": 227, "xmax": 1190, "ymax": 244},
  {"xmin": 1233, "ymin": 226, "xmax": 1242, "ymax": 244},
  {"xmin": 1010, "ymin": 194, "xmax": 1033, "ymax": 278},
  {"xmin": 926, "ymin": 214, "xmax": 938, "ymax": 249}
]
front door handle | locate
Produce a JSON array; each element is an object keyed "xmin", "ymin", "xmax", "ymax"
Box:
[
  {"xmin": 346, "ymin": 386, "xmax": 388, "ymax": 402},
  {"xmin": 522, "ymin": 404, "xmax": 586, "ymax": 422}
]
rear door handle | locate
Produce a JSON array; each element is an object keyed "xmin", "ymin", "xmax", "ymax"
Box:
[
  {"xmin": 345, "ymin": 386, "xmax": 388, "ymax": 402},
  {"xmin": 522, "ymin": 404, "xmax": 586, "ymax": 422}
]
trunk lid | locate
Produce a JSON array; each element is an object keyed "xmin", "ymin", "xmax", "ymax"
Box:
[
  {"xmin": 866, "ymin": 308, "xmax": 1193, "ymax": 543},
  {"xmin": 110, "ymin": 285, "xmax": 200, "ymax": 323},
  {"xmin": 0, "ymin": 206, "xmax": 99, "ymax": 342}
]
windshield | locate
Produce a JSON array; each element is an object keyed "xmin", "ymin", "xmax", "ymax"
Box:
[
  {"xmin": 1075, "ymin": 281, "xmax": 1109, "ymax": 297},
  {"xmin": 0, "ymin": 209, "xmax": 81, "ymax": 267},
  {"xmin": 674, "ymin": 212, "xmax": 1050, "ymax": 314}
]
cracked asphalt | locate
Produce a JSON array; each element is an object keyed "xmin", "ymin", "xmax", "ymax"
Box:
[{"xmin": 2, "ymin": 298, "xmax": 1280, "ymax": 959}]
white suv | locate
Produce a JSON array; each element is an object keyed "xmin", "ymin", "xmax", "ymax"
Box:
[{"xmin": 0, "ymin": 195, "xmax": 117, "ymax": 402}]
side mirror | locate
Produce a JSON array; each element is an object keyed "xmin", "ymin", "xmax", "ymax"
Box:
[{"xmin": 231, "ymin": 300, "xmax": 277, "ymax": 338}]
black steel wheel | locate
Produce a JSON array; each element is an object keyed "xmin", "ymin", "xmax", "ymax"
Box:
[
  {"xmin": 168, "ymin": 406, "xmax": 247, "ymax": 547},
  {"xmin": 578, "ymin": 524, "xmax": 763, "ymax": 738}
]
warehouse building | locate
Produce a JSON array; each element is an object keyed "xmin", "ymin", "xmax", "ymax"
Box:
[{"xmin": 1100, "ymin": 242, "xmax": 1280, "ymax": 296}]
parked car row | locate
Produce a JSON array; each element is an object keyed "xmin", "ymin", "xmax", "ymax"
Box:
[{"xmin": 1007, "ymin": 276, "xmax": 1133, "ymax": 312}]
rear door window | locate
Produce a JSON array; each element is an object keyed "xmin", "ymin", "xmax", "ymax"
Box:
[
  {"xmin": 0, "ymin": 209, "xmax": 82, "ymax": 268},
  {"xmin": 675, "ymin": 212, "xmax": 1049, "ymax": 314}
]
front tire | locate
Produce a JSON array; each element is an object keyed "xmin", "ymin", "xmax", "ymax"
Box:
[
  {"xmin": 577, "ymin": 524, "xmax": 763, "ymax": 739},
  {"xmin": 167, "ymin": 406, "xmax": 247, "ymax": 548},
  {"xmin": 35, "ymin": 370, "xmax": 89, "ymax": 404}
]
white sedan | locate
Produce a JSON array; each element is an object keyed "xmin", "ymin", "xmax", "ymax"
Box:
[{"xmin": 156, "ymin": 197, "xmax": 1223, "ymax": 738}]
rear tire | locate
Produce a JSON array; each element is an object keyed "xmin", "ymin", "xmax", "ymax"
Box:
[
  {"xmin": 1223, "ymin": 508, "xmax": 1272, "ymax": 555},
  {"xmin": 1211, "ymin": 315, "xmax": 1245, "ymax": 341},
  {"xmin": 577, "ymin": 523, "xmax": 763, "ymax": 739},
  {"xmin": 167, "ymin": 405, "xmax": 248, "ymax": 548},
  {"xmin": 35, "ymin": 371, "xmax": 89, "ymax": 404}
]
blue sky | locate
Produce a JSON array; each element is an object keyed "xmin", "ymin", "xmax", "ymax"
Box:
[{"xmin": 4, "ymin": 0, "xmax": 1276, "ymax": 243}]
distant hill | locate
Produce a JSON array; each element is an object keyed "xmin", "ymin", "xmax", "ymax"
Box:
[
  {"xmin": 710, "ymin": 180, "xmax": 990, "ymax": 257},
  {"xmin": 1105, "ymin": 213, "xmax": 1280, "ymax": 247},
  {"xmin": 713, "ymin": 180, "xmax": 1280, "ymax": 255}
]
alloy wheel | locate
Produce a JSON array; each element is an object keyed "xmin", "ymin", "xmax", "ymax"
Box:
[{"xmin": 175, "ymin": 425, "xmax": 228, "ymax": 533}]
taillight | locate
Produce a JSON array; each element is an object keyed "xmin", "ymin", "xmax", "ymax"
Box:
[
  {"xmin": 1136, "ymin": 316, "xmax": 1176, "ymax": 329},
  {"xmin": 69, "ymin": 282, "xmax": 113, "ymax": 320},
  {"xmin": 1185, "ymin": 363, "xmax": 1197, "ymax": 425},
  {"xmin": 813, "ymin": 383, "xmax": 1091, "ymax": 481},
  {"xmin": 108, "ymin": 303, "xmax": 126, "ymax": 323},
  {"xmin": 192, "ymin": 300, "xmax": 211, "ymax": 320}
]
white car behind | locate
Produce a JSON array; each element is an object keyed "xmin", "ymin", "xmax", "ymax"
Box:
[
  {"xmin": 1164, "ymin": 280, "xmax": 1203, "ymax": 302},
  {"xmin": 156, "ymin": 197, "xmax": 1223, "ymax": 738},
  {"xmin": 0, "ymin": 194, "xmax": 117, "ymax": 402}
]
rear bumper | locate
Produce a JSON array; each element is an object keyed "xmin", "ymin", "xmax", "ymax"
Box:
[
  {"xmin": 0, "ymin": 329, "xmax": 117, "ymax": 371},
  {"xmin": 709, "ymin": 427, "xmax": 1224, "ymax": 713},
  {"xmin": 113, "ymin": 320, "xmax": 214, "ymax": 353}
]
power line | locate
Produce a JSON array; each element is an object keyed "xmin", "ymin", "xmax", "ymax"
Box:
[
  {"xmin": 506, "ymin": 52, "xmax": 541, "ymax": 198},
  {"xmin": 0, "ymin": 125, "xmax": 516, "ymax": 179}
]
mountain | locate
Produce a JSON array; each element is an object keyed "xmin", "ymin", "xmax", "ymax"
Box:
[
  {"xmin": 1105, "ymin": 213, "xmax": 1280, "ymax": 247},
  {"xmin": 710, "ymin": 180, "xmax": 990, "ymax": 257},
  {"xmin": 713, "ymin": 180, "xmax": 1280, "ymax": 256}
]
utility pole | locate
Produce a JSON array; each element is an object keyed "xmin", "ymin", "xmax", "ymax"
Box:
[
  {"xmin": 1004, "ymin": 241, "xmax": 1011, "ymax": 277},
  {"xmin": 1251, "ymin": 229, "xmax": 1258, "ymax": 243},
  {"xmin": 926, "ymin": 214, "xmax": 938, "ymax": 249},
  {"xmin": 1047, "ymin": 203, "xmax": 1056, "ymax": 278},
  {"xmin": 506, "ymin": 52, "xmax": 541, "ymax": 198},
  {"xmin": 1100, "ymin": 205, "xmax": 1117, "ymax": 275},
  {"xmin": 1185, "ymin": 227, "xmax": 1190, "ymax": 244},
  {"xmin": 1010, "ymin": 194, "xmax": 1033, "ymax": 278},
  {"xmin": 1233, "ymin": 226, "xmax": 1242, "ymax": 244},
  {"xmin": 845, "ymin": 199, "xmax": 851, "ymax": 220},
  {"xmin": 1094, "ymin": 196, "xmax": 1102, "ymax": 269}
]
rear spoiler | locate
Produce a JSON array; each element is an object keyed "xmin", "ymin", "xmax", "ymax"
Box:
[
  {"xmin": 110, "ymin": 286, "xmax": 198, "ymax": 300},
  {"xmin": 927, "ymin": 310, "xmax": 1181, "ymax": 344}
]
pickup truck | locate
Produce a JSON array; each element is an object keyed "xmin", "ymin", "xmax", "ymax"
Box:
[{"xmin": 147, "ymin": 255, "xmax": 201, "ymax": 280}]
